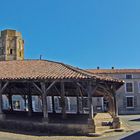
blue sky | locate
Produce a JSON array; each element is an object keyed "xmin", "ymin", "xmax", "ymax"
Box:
[{"xmin": 0, "ymin": 0, "xmax": 140, "ymax": 69}]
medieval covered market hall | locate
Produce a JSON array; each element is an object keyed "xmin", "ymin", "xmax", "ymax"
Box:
[{"xmin": 0, "ymin": 59, "xmax": 124, "ymax": 134}]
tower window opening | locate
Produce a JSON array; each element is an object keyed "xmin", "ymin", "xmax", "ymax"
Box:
[
  {"xmin": 19, "ymin": 51, "xmax": 22, "ymax": 57},
  {"xmin": 10, "ymin": 49, "xmax": 13, "ymax": 55}
]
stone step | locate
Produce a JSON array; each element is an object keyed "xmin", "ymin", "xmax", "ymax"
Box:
[
  {"xmin": 94, "ymin": 113, "xmax": 113, "ymax": 133},
  {"xmin": 96, "ymin": 126, "xmax": 111, "ymax": 133}
]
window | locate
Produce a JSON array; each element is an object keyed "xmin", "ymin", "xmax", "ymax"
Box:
[
  {"xmin": 126, "ymin": 82, "xmax": 133, "ymax": 93},
  {"xmin": 126, "ymin": 74, "xmax": 133, "ymax": 79},
  {"xmin": 19, "ymin": 51, "xmax": 22, "ymax": 57},
  {"xmin": 56, "ymin": 97, "xmax": 69, "ymax": 110},
  {"xmin": 13, "ymin": 101, "xmax": 20, "ymax": 110},
  {"xmin": 126, "ymin": 97, "xmax": 134, "ymax": 108}
]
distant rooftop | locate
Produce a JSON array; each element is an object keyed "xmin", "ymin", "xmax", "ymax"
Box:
[{"xmin": 87, "ymin": 69, "xmax": 140, "ymax": 74}]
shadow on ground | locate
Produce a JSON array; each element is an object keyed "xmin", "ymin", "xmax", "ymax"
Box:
[
  {"xmin": 129, "ymin": 118, "xmax": 140, "ymax": 121},
  {"xmin": 0, "ymin": 111, "xmax": 89, "ymax": 136},
  {"xmin": 0, "ymin": 128, "xmax": 52, "ymax": 136},
  {"xmin": 121, "ymin": 131, "xmax": 140, "ymax": 140}
]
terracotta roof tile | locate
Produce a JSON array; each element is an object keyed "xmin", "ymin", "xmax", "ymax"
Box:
[{"xmin": 0, "ymin": 60, "xmax": 123, "ymax": 83}]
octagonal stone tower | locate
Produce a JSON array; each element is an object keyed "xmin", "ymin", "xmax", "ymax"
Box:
[{"xmin": 0, "ymin": 29, "xmax": 24, "ymax": 61}]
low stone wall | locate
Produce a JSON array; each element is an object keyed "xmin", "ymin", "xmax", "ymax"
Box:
[{"xmin": 0, "ymin": 120, "xmax": 90, "ymax": 135}]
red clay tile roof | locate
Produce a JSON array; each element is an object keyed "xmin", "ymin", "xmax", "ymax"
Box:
[
  {"xmin": 87, "ymin": 69, "xmax": 140, "ymax": 74},
  {"xmin": 0, "ymin": 60, "xmax": 123, "ymax": 83}
]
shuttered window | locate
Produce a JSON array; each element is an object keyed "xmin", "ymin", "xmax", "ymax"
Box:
[
  {"xmin": 126, "ymin": 74, "xmax": 133, "ymax": 79},
  {"xmin": 126, "ymin": 82, "xmax": 133, "ymax": 93},
  {"xmin": 126, "ymin": 97, "xmax": 134, "ymax": 108}
]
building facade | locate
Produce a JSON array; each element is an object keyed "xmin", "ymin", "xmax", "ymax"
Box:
[
  {"xmin": 87, "ymin": 69, "xmax": 140, "ymax": 115},
  {"xmin": 0, "ymin": 29, "xmax": 24, "ymax": 61}
]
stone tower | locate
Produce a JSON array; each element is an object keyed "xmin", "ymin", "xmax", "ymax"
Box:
[{"xmin": 0, "ymin": 29, "xmax": 24, "ymax": 61}]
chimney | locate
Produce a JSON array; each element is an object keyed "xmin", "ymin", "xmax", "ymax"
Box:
[
  {"xmin": 97, "ymin": 66, "xmax": 100, "ymax": 69},
  {"xmin": 112, "ymin": 67, "xmax": 114, "ymax": 69},
  {"xmin": 40, "ymin": 55, "xmax": 42, "ymax": 60}
]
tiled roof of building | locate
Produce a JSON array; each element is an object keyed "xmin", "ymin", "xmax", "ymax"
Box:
[
  {"xmin": 0, "ymin": 60, "xmax": 123, "ymax": 83},
  {"xmin": 87, "ymin": 69, "xmax": 140, "ymax": 74}
]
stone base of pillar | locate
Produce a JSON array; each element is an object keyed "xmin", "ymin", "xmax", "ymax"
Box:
[
  {"xmin": 88, "ymin": 118, "xmax": 95, "ymax": 133},
  {"xmin": 42, "ymin": 117, "xmax": 49, "ymax": 124},
  {"xmin": 62, "ymin": 111, "xmax": 67, "ymax": 119},
  {"xmin": 0, "ymin": 113, "xmax": 5, "ymax": 120},
  {"xmin": 28, "ymin": 112, "xmax": 32, "ymax": 117},
  {"xmin": 112, "ymin": 117, "xmax": 121, "ymax": 129}
]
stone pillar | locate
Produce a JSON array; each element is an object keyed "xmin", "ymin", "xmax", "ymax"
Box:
[
  {"xmin": 0, "ymin": 83, "xmax": 5, "ymax": 119},
  {"xmin": 112, "ymin": 116, "xmax": 121, "ymax": 129},
  {"xmin": 60, "ymin": 82, "xmax": 66, "ymax": 119},
  {"xmin": 87, "ymin": 82, "xmax": 95, "ymax": 133},
  {"xmin": 41, "ymin": 82, "xmax": 48, "ymax": 122}
]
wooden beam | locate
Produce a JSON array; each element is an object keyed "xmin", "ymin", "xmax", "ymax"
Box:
[
  {"xmin": 98, "ymin": 84, "xmax": 112, "ymax": 97},
  {"xmin": 33, "ymin": 82, "xmax": 42, "ymax": 93},
  {"xmin": 54, "ymin": 85, "xmax": 61, "ymax": 96},
  {"xmin": 0, "ymin": 82, "xmax": 9, "ymax": 94},
  {"xmin": 76, "ymin": 82, "xmax": 87, "ymax": 94},
  {"xmin": 46, "ymin": 81, "xmax": 57, "ymax": 95}
]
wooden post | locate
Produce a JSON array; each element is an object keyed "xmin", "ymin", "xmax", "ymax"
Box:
[
  {"xmin": 76, "ymin": 86, "xmax": 80, "ymax": 114},
  {"xmin": 77, "ymin": 96, "xmax": 80, "ymax": 114},
  {"xmin": 0, "ymin": 83, "xmax": 5, "ymax": 119},
  {"xmin": 88, "ymin": 83, "xmax": 94, "ymax": 120},
  {"xmin": 60, "ymin": 81, "xmax": 66, "ymax": 119},
  {"xmin": 28, "ymin": 83, "xmax": 33, "ymax": 116},
  {"xmin": 28, "ymin": 93, "xmax": 33, "ymax": 116},
  {"xmin": 41, "ymin": 82, "xmax": 48, "ymax": 122},
  {"xmin": 112, "ymin": 90, "xmax": 121, "ymax": 129},
  {"xmin": 87, "ymin": 81, "xmax": 95, "ymax": 133},
  {"xmin": 113, "ymin": 94, "xmax": 118, "ymax": 117},
  {"xmin": 81, "ymin": 95, "xmax": 84, "ymax": 114},
  {"xmin": 8, "ymin": 94, "xmax": 13, "ymax": 111},
  {"xmin": 23, "ymin": 95, "xmax": 27, "ymax": 111},
  {"xmin": 52, "ymin": 95, "xmax": 55, "ymax": 113},
  {"xmin": 108, "ymin": 96, "xmax": 114, "ymax": 117}
]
